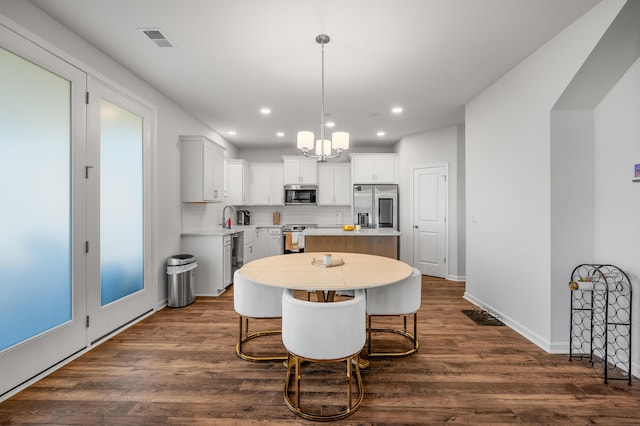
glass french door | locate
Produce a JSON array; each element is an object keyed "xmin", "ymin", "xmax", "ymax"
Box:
[
  {"xmin": 0, "ymin": 24, "xmax": 87, "ymax": 397},
  {"xmin": 85, "ymin": 77, "xmax": 154, "ymax": 344},
  {"xmin": 1, "ymin": 25, "xmax": 155, "ymax": 398}
]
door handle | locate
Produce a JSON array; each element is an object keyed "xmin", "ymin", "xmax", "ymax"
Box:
[{"xmin": 414, "ymin": 225, "xmax": 418, "ymax": 229}]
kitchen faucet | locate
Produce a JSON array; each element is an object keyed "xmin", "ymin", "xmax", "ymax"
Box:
[{"xmin": 222, "ymin": 205, "xmax": 236, "ymax": 228}]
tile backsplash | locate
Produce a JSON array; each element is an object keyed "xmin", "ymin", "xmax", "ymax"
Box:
[{"xmin": 182, "ymin": 203, "xmax": 351, "ymax": 232}]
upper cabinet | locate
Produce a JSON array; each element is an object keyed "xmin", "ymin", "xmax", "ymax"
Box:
[
  {"xmin": 226, "ymin": 159, "xmax": 250, "ymax": 205},
  {"xmin": 180, "ymin": 135, "xmax": 225, "ymax": 202},
  {"xmin": 350, "ymin": 154, "xmax": 398, "ymax": 184},
  {"xmin": 250, "ymin": 163, "xmax": 284, "ymax": 206},
  {"xmin": 318, "ymin": 163, "xmax": 351, "ymax": 206},
  {"xmin": 282, "ymin": 156, "xmax": 318, "ymax": 185}
]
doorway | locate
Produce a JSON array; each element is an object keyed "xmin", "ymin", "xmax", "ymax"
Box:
[
  {"xmin": 412, "ymin": 165, "xmax": 448, "ymax": 278},
  {"xmin": 0, "ymin": 25, "xmax": 155, "ymax": 398},
  {"xmin": 85, "ymin": 77, "xmax": 155, "ymax": 344}
]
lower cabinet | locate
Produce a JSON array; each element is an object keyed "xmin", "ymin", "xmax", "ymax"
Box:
[
  {"xmin": 258, "ymin": 227, "xmax": 283, "ymax": 258},
  {"xmin": 181, "ymin": 235, "xmax": 231, "ymax": 296},
  {"xmin": 243, "ymin": 228, "xmax": 259, "ymax": 264}
]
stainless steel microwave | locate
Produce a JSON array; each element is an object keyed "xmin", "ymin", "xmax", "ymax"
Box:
[{"xmin": 284, "ymin": 185, "xmax": 317, "ymax": 205}]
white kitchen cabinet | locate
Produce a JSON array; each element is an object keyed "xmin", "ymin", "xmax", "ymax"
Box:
[
  {"xmin": 226, "ymin": 159, "xmax": 250, "ymax": 205},
  {"xmin": 243, "ymin": 227, "xmax": 259, "ymax": 264},
  {"xmin": 268, "ymin": 230, "xmax": 283, "ymax": 256},
  {"xmin": 181, "ymin": 234, "xmax": 230, "ymax": 296},
  {"xmin": 257, "ymin": 228, "xmax": 269, "ymax": 258},
  {"xmin": 350, "ymin": 154, "xmax": 397, "ymax": 184},
  {"xmin": 180, "ymin": 135, "xmax": 225, "ymax": 202},
  {"xmin": 282, "ymin": 156, "xmax": 318, "ymax": 185},
  {"xmin": 318, "ymin": 163, "xmax": 351, "ymax": 206},
  {"xmin": 250, "ymin": 164, "xmax": 284, "ymax": 205},
  {"xmin": 258, "ymin": 227, "xmax": 283, "ymax": 258}
]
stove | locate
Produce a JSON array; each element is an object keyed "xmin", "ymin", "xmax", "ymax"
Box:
[{"xmin": 282, "ymin": 224, "xmax": 317, "ymax": 232}]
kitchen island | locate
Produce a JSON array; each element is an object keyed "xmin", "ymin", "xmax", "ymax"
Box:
[{"xmin": 303, "ymin": 228, "xmax": 400, "ymax": 259}]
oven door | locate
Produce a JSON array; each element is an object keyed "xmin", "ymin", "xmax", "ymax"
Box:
[{"xmin": 283, "ymin": 231, "xmax": 304, "ymax": 253}]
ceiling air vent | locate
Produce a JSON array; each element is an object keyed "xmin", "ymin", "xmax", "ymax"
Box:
[{"xmin": 139, "ymin": 28, "xmax": 175, "ymax": 48}]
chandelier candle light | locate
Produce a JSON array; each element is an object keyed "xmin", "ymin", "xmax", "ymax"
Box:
[{"xmin": 297, "ymin": 34, "xmax": 349, "ymax": 162}]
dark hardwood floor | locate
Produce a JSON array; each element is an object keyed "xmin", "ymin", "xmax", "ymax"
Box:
[{"xmin": 1, "ymin": 277, "xmax": 638, "ymax": 425}]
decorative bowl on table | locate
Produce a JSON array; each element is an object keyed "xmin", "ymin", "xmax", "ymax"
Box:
[{"xmin": 342, "ymin": 225, "xmax": 355, "ymax": 231}]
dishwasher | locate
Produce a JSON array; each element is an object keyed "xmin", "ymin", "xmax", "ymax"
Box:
[{"xmin": 230, "ymin": 232, "xmax": 244, "ymax": 278}]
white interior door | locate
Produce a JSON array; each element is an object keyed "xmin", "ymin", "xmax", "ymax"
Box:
[
  {"xmin": 413, "ymin": 165, "xmax": 447, "ymax": 278},
  {"xmin": 85, "ymin": 77, "xmax": 155, "ymax": 344},
  {"xmin": 0, "ymin": 25, "xmax": 87, "ymax": 397}
]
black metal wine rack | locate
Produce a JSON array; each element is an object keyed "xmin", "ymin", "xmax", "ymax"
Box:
[{"xmin": 568, "ymin": 264, "xmax": 632, "ymax": 384}]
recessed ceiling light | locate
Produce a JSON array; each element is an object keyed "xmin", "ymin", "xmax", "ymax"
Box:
[
  {"xmin": 325, "ymin": 121, "xmax": 335, "ymax": 128},
  {"xmin": 276, "ymin": 132, "xmax": 285, "ymax": 137},
  {"xmin": 391, "ymin": 107, "xmax": 403, "ymax": 114},
  {"xmin": 377, "ymin": 131, "xmax": 386, "ymax": 137},
  {"xmin": 260, "ymin": 108, "xmax": 271, "ymax": 115},
  {"xmin": 227, "ymin": 130, "xmax": 237, "ymax": 136}
]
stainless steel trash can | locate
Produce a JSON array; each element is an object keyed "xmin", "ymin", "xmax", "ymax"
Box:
[{"xmin": 167, "ymin": 254, "xmax": 197, "ymax": 307}]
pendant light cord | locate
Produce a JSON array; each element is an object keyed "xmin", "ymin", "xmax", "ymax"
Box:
[{"xmin": 320, "ymin": 39, "xmax": 325, "ymax": 155}]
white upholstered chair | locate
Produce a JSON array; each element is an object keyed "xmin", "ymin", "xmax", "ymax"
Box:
[
  {"xmin": 366, "ymin": 267, "xmax": 422, "ymax": 357},
  {"xmin": 282, "ymin": 288, "xmax": 366, "ymax": 421},
  {"xmin": 233, "ymin": 270, "xmax": 286, "ymax": 362}
]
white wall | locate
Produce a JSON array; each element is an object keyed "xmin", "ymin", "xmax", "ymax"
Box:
[
  {"xmin": 464, "ymin": 0, "xmax": 625, "ymax": 351},
  {"xmin": 593, "ymin": 56, "xmax": 640, "ymax": 377},
  {"xmin": 550, "ymin": 109, "xmax": 595, "ymax": 348},
  {"xmin": 0, "ymin": 1, "xmax": 237, "ymax": 305},
  {"xmin": 395, "ymin": 125, "xmax": 465, "ymax": 280},
  {"xmin": 456, "ymin": 127, "xmax": 466, "ymax": 278}
]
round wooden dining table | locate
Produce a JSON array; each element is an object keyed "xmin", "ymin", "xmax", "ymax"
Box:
[
  {"xmin": 239, "ymin": 252, "xmax": 413, "ymax": 370},
  {"xmin": 238, "ymin": 251, "xmax": 413, "ymax": 302}
]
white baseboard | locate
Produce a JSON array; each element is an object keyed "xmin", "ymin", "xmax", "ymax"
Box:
[
  {"xmin": 0, "ymin": 308, "xmax": 155, "ymax": 403},
  {"xmin": 463, "ymin": 291, "xmax": 639, "ymax": 379},
  {"xmin": 463, "ymin": 291, "xmax": 553, "ymax": 352},
  {"xmin": 447, "ymin": 274, "xmax": 466, "ymax": 282}
]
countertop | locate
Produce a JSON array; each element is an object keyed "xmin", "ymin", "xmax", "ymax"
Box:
[
  {"xmin": 182, "ymin": 225, "xmax": 404, "ymax": 237},
  {"xmin": 303, "ymin": 228, "xmax": 401, "ymax": 237},
  {"xmin": 181, "ymin": 225, "xmax": 256, "ymax": 236},
  {"xmin": 181, "ymin": 224, "xmax": 284, "ymax": 236}
]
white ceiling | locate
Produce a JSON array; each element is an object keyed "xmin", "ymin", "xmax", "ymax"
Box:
[{"xmin": 29, "ymin": 0, "xmax": 600, "ymax": 148}]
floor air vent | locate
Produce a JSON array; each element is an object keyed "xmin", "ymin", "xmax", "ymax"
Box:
[{"xmin": 461, "ymin": 310, "xmax": 504, "ymax": 326}]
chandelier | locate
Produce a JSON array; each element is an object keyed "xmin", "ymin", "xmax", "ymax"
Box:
[{"xmin": 296, "ymin": 34, "xmax": 349, "ymax": 162}]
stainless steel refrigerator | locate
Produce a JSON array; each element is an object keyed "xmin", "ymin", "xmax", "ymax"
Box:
[{"xmin": 353, "ymin": 184, "xmax": 398, "ymax": 230}]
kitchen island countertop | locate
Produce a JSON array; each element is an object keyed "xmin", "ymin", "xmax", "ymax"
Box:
[{"xmin": 303, "ymin": 228, "xmax": 401, "ymax": 237}]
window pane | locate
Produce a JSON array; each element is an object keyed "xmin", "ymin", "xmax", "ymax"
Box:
[
  {"xmin": 0, "ymin": 47, "xmax": 71, "ymax": 350},
  {"xmin": 100, "ymin": 99, "xmax": 144, "ymax": 305}
]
